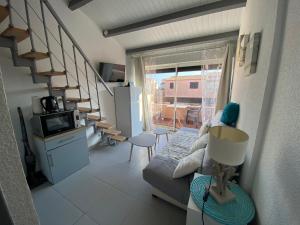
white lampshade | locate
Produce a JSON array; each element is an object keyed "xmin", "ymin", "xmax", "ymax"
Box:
[{"xmin": 208, "ymin": 126, "xmax": 249, "ymax": 166}]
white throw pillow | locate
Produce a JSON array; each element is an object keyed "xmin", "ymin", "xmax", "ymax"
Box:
[
  {"xmin": 211, "ymin": 110, "xmax": 225, "ymax": 127},
  {"xmin": 199, "ymin": 122, "xmax": 210, "ymax": 137},
  {"xmin": 190, "ymin": 133, "xmax": 209, "ymax": 153},
  {"xmin": 173, "ymin": 148, "xmax": 205, "ymax": 178}
]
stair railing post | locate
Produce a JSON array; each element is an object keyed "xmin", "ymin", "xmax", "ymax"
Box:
[
  {"xmin": 93, "ymin": 69, "xmax": 101, "ymax": 119},
  {"xmin": 72, "ymin": 45, "xmax": 82, "ymax": 100},
  {"xmin": 58, "ymin": 25, "xmax": 69, "ymax": 86},
  {"xmin": 84, "ymin": 61, "xmax": 92, "ymax": 110},
  {"xmin": 40, "ymin": 0, "xmax": 113, "ymax": 96},
  {"xmin": 24, "ymin": 0, "xmax": 36, "ymax": 52},
  {"xmin": 40, "ymin": 0, "xmax": 54, "ymax": 71},
  {"xmin": 6, "ymin": 0, "xmax": 13, "ymax": 27}
]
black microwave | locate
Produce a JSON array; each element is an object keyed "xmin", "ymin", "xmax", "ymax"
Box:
[{"xmin": 31, "ymin": 110, "xmax": 80, "ymax": 138}]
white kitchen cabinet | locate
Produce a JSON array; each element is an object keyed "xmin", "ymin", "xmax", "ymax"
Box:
[{"xmin": 33, "ymin": 127, "xmax": 89, "ymax": 184}]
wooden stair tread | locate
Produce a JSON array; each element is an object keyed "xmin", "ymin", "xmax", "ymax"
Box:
[
  {"xmin": 66, "ymin": 97, "xmax": 90, "ymax": 103},
  {"xmin": 52, "ymin": 85, "xmax": 79, "ymax": 90},
  {"xmin": 87, "ymin": 114, "xmax": 102, "ymax": 121},
  {"xmin": 96, "ymin": 121, "xmax": 113, "ymax": 129},
  {"xmin": 37, "ymin": 71, "xmax": 66, "ymax": 76},
  {"xmin": 78, "ymin": 107, "xmax": 99, "ymax": 113},
  {"xmin": 20, "ymin": 51, "xmax": 49, "ymax": 60},
  {"xmin": 110, "ymin": 135, "xmax": 127, "ymax": 142},
  {"xmin": 0, "ymin": 6, "xmax": 9, "ymax": 23},
  {"xmin": 1, "ymin": 27, "xmax": 29, "ymax": 42},
  {"xmin": 103, "ymin": 129, "xmax": 121, "ymax": 136}
]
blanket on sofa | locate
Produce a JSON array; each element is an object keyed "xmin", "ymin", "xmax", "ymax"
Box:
[{"xmin": 158, "ymin": 130, "xmax": 199, "ymax": 161}]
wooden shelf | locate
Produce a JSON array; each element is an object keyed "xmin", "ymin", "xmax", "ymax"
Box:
[
  {"xmin": 1, "ymin": 27, "xmax": 29, "ymax": 43},
  {"xmin": 0, "ymin": 6, "xmax": 9, "ymax": 23},
  {"xmin": 20, "ymin": 51, "xmax": 49, "ymax": 60}
]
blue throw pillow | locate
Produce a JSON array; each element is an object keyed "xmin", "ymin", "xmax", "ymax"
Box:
[{"xmin": 220, "ymin": 102, "xmax": 240, "ymax": 126}]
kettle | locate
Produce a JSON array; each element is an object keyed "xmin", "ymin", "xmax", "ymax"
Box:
[{"xmin": 40, "ymin": 96, "xmax": 59, "ymax": 113}]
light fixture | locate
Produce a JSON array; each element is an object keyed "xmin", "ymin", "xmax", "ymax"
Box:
[{"xmin": 207, "ymin": 126, "xmax": 249, "ymax": 204}]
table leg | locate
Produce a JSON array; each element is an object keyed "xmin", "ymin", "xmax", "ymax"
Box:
[
  {"xmin": 147, "ymin": 147, "xmax": 151, "ymax": 162},
  {"xmin": 155, "ymin": 134, "xmax": 158, "ymax": 150},
  {"xmin": 129, "ymin": 144, "xmax": 134, "ymax": 162},
  {"xmin": 166, "ymin": 133, "xmax": 169, "ymax": 142},
  {"xmin": 150, "ymin": 146, "xmax": 154, "ymax": 156}
]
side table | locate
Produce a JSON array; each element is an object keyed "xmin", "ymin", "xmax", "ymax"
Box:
[
  {"xmin": 128, "ymin": 133, "xmax": 156, "ymax": 162},
  {"xmin": 186, "ymin": 173, "xmax": 255, "ymax": 225},
  {"xmin": 153, "ymin": 128, "xmax": 169, "ymax": 150}
]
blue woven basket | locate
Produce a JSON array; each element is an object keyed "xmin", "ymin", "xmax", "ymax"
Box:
[{"xmin": 190, "ymin": 176, "xmax": 255, "ymax": 225}]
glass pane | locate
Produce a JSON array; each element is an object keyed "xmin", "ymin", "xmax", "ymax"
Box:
[
  {"xmin": 175, "ymin": 70, "xmax": 202, "ymax": 129},
  {"xmin": 145, "ymin": 72, "xmax": 176, "ymax": 130}
]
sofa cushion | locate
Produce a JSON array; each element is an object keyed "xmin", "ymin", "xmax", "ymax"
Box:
[
  {"xmin": 173, "ymin": 148, "xmax": 205, "ymax": 178},
  {"xmin": 190, "ymin": 133, "xmax": 209, "ymax": 153},
  {"xmin": 211, "ymin": 110, "xmax": 225, "ymax": 127},
  {"xmin": 143, "ymin": 155, "xmax": 192, "ymax": 204},
  {"xmin": 220, "ymin": 102, "xmax": 240, "ymax": 126},
  {"xmin": 198, "ymin": 122, "xmax": 210, "ymax": 137}
]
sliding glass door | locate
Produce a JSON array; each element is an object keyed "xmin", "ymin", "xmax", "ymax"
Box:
[
  {"xmin": 145, "ymin": 70, "xmax": 176, "ymax": 130},
  {"xmin": 145, "ymin": 64, "xmax": 222, "ymax": 130}
]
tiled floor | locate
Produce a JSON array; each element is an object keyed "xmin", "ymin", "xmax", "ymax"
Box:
[{"xmin": 32, "ymin": 136, "xmax": 186, "ymax": 225}]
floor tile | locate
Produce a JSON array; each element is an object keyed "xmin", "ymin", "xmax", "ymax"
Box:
[
  {"xmin": 122, "ymin": 200, "xmax": 171, "ymax": 225},
  {"xmin": 53, "ymin": 169, "xmax": 112, "ymax": 213},
  {"xmin": 32, "ymin": 184, "xmax": 83, "ymax": 225},
  {"xmin": 32, "ymin": 137, "xmax": 186, "ymax": 225},
  {"xmin": 74, "ymin": 215, "xmax": 99, "ymax": 225},
  {"xmin": 86, "ymin": 187, "xmax": 135, "ymax": 225}
]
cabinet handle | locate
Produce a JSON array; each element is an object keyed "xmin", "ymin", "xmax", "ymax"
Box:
[{"xmin": 48, "ymin": 154, "xmax": 54, "ymax": 167}]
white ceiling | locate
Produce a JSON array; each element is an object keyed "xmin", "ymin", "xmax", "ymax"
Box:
[{"xmin": 80, "ymin": 0, "xmax": 242, "ymax": 50}]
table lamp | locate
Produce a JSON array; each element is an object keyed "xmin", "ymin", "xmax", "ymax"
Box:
[{"xmin": 207, "ymin": 126, "xmax": 249, "ymax": 204}]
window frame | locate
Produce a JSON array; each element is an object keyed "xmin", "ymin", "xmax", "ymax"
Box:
[
  {"xmin": 169, "ymin": 82, "xmax": 174, "ymax": 89},
  {"xmin": 189, "ymin": 82, "xmax": 199, "ymax": 89}
]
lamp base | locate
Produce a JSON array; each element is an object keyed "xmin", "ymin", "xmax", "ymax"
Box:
[{"xmin": 209, "ymin": 185, "xmax": 235, "ymax": 204}]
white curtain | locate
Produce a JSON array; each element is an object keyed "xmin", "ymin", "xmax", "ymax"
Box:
[
  {"xmin": 201, "ymin": 65, "xmax": 222, "ymax": 123},
  {"xmin": 132, "ymin": 57, "xmax": 152, "ymax": 131},
  {"xmin": 216, "ymin": 41, "xmax": 236, "ymax": 111}
]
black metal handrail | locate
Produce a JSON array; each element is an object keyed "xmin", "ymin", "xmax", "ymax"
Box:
[
  {"xmin": 6, "ymin": 0, "xmax": 113, "ymax": 115},
  {"xmin": 40, "ymin": 0, "xmax": 113, "ymax": 96},
  {"xmin": 9, "ymin": 3, "xmax": 96, "ymax": 104}
]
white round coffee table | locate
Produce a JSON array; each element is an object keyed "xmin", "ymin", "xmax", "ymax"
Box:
[
  {"xmin": 153, "ymin": 128, "xmax": 169, "ymax": 149},
  {"xmin": 128, "ymin": 133, "xmax": 156, "ymax": 162}
]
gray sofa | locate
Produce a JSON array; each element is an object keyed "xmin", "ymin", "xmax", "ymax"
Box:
[{"xmin": 143, "ymin": 127, "xmax": 213, "ymax": 208}]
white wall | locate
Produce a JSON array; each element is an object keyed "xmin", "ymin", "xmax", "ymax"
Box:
[
  {"xmin": 231, "ymin": 0, "xmax": 285, "ymax": 190},
  {"xmin": 231, "ymin": 0, "xmax": 300, "ymax": 224},
  {"xmin": 0, "ymin": 0, "xmax": 125, "ymax": 170},
  {"xmin": 251, "ymin": 0, "xmax": 300, "ymax": 224},
  {"xmin": 0, "ymin": 66, "xmax": 40, "ymax": 225}
]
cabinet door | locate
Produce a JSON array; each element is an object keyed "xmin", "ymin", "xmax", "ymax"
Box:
[{"xmin": 47, "ymin": 138, "xmax": 89, "ymax": 183}]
